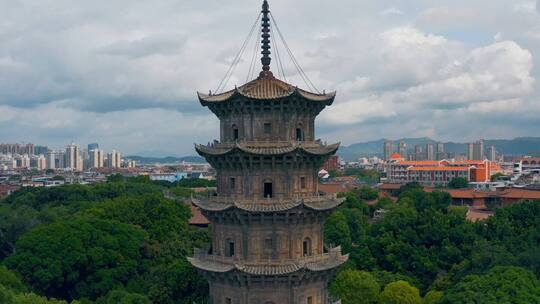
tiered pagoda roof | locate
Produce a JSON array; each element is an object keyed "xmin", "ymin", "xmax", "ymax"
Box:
[
  {"xmin": 191, "ymin": 195, "xmax": 344, "ymax": 213},
  {"xmin": 198, "ymin": 72, "xmax": 336, "ymax": 104},
  {"xmin": 195, "ymin": 141, "xmax": 340, "ymax": 157}
]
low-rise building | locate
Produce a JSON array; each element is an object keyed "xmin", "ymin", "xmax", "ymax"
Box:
[{"xmin": 386, "ymin": 154, "xmax": 501, "ymax": 186}]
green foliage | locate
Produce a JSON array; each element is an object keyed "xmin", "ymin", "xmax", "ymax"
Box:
[
  {"xmin": 0, "ymin": 266, "xmax": 27, "ymax": 293},
  {"xmin": 84, "ymin": 194, "xmax": 191, "ymax": 242},
  {"xmin": 0, "ymin": 284, "xmax": 68, "ymax": 304},
  {"xmin": 379, "ymin": 280, "xmax": 421, "ymax": 304},
  {"xmin": 422, "ymin": 290, "xmax": 443, "ymax": 304},
  {"xmin": 324, "ymin": 211, "xmax": 352, "ymax": 251},
  {"xmin": 0, "ymin": 178, "xmax": 163, "ymax": 259},
  {"xmin": 440, "ymin": 266, "xmax": 540, "ymax": 304},
  {"xmin": 168, "ymin": 186, "xmax": 194, "ymax": 199},
  {"xmin": 96, "ymin": 289, "xmax": 150, "ymax": 304},
  {"xmin": 490, "ymin": 172, "xmax": 505, "ymax": 181},
  {"xmin": 143, "ymin": 259, "xmax": 208, "ymax": 304},
  {"xmin": 448, "ymin": 177, "xmax": 468, "ymax": 189},
  {"xmin": 174, "ymin": 178, "xmax": 216, "ymax": 188},
  {"xmin": 372, "ymin": 271, "xmax": 419, "ymax": 289},
  {"xmin": 343, "ymin": 168, "xmax": 380, "ymax": 184},
  {"xmin": 330, "ymin": 270, "xmax": 380, "ymax": 304},
  {"xmin": 355, "ymin": 186, "xmax": 379, "ymax": 201},
  {"xmin": 5, "ymin": 217, "xmax": 148, "ymax": 301},
  {"xmin": 397, "ymin": 182, "xmax": 422, "ymax": 196},
  {"xmin": 480, "ymin": 201, "xmax": 540, "ymax": 276}
]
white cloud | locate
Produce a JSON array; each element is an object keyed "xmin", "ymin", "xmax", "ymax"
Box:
[
  {"xmin": 380, "ymin": 8, "xmax": 404, "ymax": 17},
  {"xmin": 0, "ymin": 0, "xmax": 539, "ymax": 152}
]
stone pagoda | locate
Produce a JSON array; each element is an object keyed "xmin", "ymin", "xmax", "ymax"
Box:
[{"xmin": 188, "ymin": 1, "xmax": 348, "ymax": 303}]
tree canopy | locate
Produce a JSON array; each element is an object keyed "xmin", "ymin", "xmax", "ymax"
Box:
[
  {"xmin": 5, "ymin": 217, "xmax": 148, "ymax": 301},
  {"xmin": 330, "ymin": 270, "xmax": 380, "ymax": 304}
]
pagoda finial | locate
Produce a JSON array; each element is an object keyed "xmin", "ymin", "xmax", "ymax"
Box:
[{"xmin": 260, "ymin": 0, "xmax": 271, "ymax": 73}]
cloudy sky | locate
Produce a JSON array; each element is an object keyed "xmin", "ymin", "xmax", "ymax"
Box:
[{"xmin": 1, "ymin": 0, "xmax": 539, "ymax": 156}]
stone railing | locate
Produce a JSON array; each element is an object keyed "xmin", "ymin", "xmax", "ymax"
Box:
[
  {"xmin": 192, "ymin": 246, "xmax": 344, "ymax": 266},
  {"xmin": 198, "ymin": 193, "xmax": 338, "ymax": 204}
]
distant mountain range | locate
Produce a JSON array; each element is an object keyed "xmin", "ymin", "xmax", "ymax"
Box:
[
  {"xmin": 127, "ymin": 137, "xmax": 540, "ymax": 163},
  {"xmin": 338, "ymin": 137, "xmax": 540, "ymax": 161},
  {"xmin": 126, "ymin": 155, "xmax": 206, "ymax": 165}
]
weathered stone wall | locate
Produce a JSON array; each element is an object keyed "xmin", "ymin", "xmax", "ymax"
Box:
[
  {"xmin": 216, "ymin": 166, "xmax": 319, "ymax": 198},
  {"xmin": 209, "ymin": 278, "xmax": 329, "ymax": 304},
  {"xmin": 212, "ymin": 219, "xmax": 324, "ymax": 262}
]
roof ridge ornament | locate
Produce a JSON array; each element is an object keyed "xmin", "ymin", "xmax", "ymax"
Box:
[{"xmin": 260, "ymin": 0, "xmax": 272, "ymax": 78}]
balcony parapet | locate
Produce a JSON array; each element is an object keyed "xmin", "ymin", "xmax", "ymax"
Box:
[{"xmin": 188, "ymin": 246, "xmax": 348, "ymax": 275}]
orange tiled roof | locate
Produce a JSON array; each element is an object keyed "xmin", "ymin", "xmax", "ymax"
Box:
[
  {"xmin": 407, "ymin": 166, "xmax": 469, "ymax": 171},
  {"xmin": 390, "ymin": 153, "xmax": 403, "ymax": 160},
  {"xmin": 452, "ymin": 160, "xmax": 487, "ymax": 165}
]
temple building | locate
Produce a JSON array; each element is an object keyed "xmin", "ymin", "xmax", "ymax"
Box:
[{"xmin": 188, "ymin": 1, "xmax": 348, "ymax": 303}]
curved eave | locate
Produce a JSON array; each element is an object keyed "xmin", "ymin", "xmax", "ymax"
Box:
[
  {"xmin": 188, "ymin": 254, "xmax": 348, "ymax": 275},
  {"xmin": 197, "ymin": 86, "xmax": 335, "ymax": 104},
  {"xmin": 191, "ymin": 197, "xmax": 344, "ymax": 213},
  {"xmin": 195, "ymin": 143, "xmax": 340, "ymax": 157}
]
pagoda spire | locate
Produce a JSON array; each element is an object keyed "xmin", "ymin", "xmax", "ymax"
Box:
[{"xmin": 260, "ymin": 0, "xmax": 271, "ymax": 73}]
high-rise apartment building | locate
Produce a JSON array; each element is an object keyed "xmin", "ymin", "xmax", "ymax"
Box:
[
  {"xmin": 107, "ymin": 150, "xmax": 121, "ymax": 168},
  {"xmin": 473, "ymin": 140, "xmax": 485, "ymax": 160},
  {"xmin": 436, "ymin": 142, "xmax": 445, "ymax": 160},
  {"xmin": 89, "ymin": 149, "xmax": 105, "ymax": 169},
  {"xmin": 467, "ymin": 143, "xmax": 474, "ymax": 160},
  {"xmin": 65, "ymin": 143, "xmax": 81, "ymax": 171},
  {"xmin": 46, "ymin": 151, "xmax": 56, "ymax": 169},
  {"xmin": 426, "ymin": 143, "xmax": 435, "ymax": 160},
  {"xmin": 384, "ymin": 140, "xmax": 393, "ymax": 161},
  {"xmin": 487, "ymin": 145, "xmax": 497, "ymax": 161},
  {"xmin": 36, "ymin": 155, "xmax": 46, "ymax": 170},
  {"xmin": 88, "ymin": 143, "xmax": 99, "ymax": 151},
  {"xmin": 414, "ymin": 145, "xmax": 424, "ymax": 160},
  {"xmin": 34, "ymin": 146, "xmax": 49, "ymax": 155},
  {"xmin": 398, "ymin": 140, "xmax": 407, "ymax": 159}
]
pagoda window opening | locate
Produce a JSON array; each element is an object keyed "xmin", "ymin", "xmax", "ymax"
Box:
[
  {"xmin": 263, "ymin": 181, "xmax": 273, "ymax": 198},
  {"xmin": 230, "ymin": 177, "xmax": 236, "ymax": 190},
  {"xmin": 225, "ymin": 298, "xmax": 232, "ymax": 304},
  {"xmin": 303, "ymin": 237, "xmax": 312, "ymax": 256},
  {"xmin": 300, "ymin": 176, "xmax": 306, "ymax": 189},
  {"xmin": 307, "ymin": 296, "xmax": 313, "ymax": 304},
  {"xmin": 296, "ymin": 127, "xmax": 304, "ymax": 141},
  {"xmin": 232, "ymin": 125, "xmax": 239, "ymax": 140},
  {"xmin": 225, "ymin": 238, "xmax": 235, "ymax": 257}
]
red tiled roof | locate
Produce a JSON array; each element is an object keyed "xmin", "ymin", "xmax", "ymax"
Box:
[
  {"xmin": 188, "ymin": 204, "xmax": 210, "ymax": 226},
  {"xmin": 378, "ymin": 183, "xmax": 402, "ymax": 190},
  {"xmin": 318, "ymin": 183, "xmax": 353, "ymax": 195},
  {"xmin": 425, "ymin": 188, "xmax": 540, "ymax": 200}
]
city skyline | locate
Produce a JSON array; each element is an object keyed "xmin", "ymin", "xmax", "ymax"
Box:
[{"xmin": 1, "ymin": 0, "xmax": 540, "ymax": 155}]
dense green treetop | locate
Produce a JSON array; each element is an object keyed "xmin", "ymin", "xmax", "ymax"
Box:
[
  {"xmin": 330, "ymin": 270, "xmax": 380, "ymax": 304},
  {"xmin": 378, "ymin": 280, "xmax": 421, "ymax": 304},
  {"xmin": 5, "ymin": 217, "xmax": 148, "ymax": 301},
  {"xmin": 440, "ymin": 266, "xmax": 540, "ymax": 304}
]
